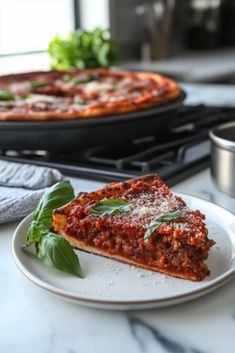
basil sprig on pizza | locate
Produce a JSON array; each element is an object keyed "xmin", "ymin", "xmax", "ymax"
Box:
[{"xmin": 89, "ymin": 199, "xmax": 131, "ymax": 217}]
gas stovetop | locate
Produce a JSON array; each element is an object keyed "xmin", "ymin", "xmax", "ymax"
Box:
[{"xmin": 1, "ymin": 104, "xmax": 235, "ymax": 185}]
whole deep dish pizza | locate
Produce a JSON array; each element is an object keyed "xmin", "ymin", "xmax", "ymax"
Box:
[
  {"xmin": 52, "ymin": 174, "xmax": 215, "ymax": 281},
  {"xmin": 0, "ymin": 69, "xmax": 181, "ymax": 121}
]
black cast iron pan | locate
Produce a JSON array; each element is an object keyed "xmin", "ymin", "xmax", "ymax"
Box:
[{"xmin": 0, "ymin": 90, "xmax": 186, "ymax": 152}]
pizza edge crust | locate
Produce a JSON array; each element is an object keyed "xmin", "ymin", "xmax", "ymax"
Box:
[{"xmin": 53, "ymin": 174, "xmax": 161, "ymax": 213}]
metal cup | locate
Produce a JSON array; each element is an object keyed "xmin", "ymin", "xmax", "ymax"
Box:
[{"xmin": 210, "ymin": 122, "xmax": 235, "ymax": 197}]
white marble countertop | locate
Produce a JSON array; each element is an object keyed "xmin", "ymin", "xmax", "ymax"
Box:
[{"xmin": 2, "ymin": 84, "xmax": 235, "ymax": 353}]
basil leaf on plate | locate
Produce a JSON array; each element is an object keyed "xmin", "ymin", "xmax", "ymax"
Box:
[
  {"xmin": 26, "ymin": 180, "xmax": 74, "ymax": 245},
  {"xmin": 144, "ymin": 210, "xmax": 186, "ymax": 243},
  {"xmin": 26, "ymin": 221, "xmax": 48, "ymax": 244},
  {"xmin": 89, "ymin": 198, "xmax": 131, "ymax": 218},
  {"xmin": 23, "ymin": 180, "xmax": 84, "ymax": 278},
  {"xmin": 37, "ymin": 232, "xmax": 84, "ymax": 277},
  {"xmin": 0, "ymin": 90, "xmax": 15, "ymax": 101}
]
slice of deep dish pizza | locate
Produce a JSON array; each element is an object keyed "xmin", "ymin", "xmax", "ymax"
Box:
[{"xmin": 52, "ymin": 175, "xmax": 215, "ymax": 281}]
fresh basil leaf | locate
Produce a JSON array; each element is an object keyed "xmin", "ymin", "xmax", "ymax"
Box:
[
  {"xmin": 26, "ymin": 221, "xmax": 48, "ymax": 245},
  {"xmin": 32, "ymin": 180, "xmax": 74, "ymax": 227},
  {"xmin": 37, "ymin": 232, "xmax": 84, "ymax": 277},
  {"xmin": 97, "ymin": 42, "xmax": 111, "ymax": 67},
  {"xmin": 144, "ymin": 210, "xmax": 186, "ymax": 242},
  {"xmin": 31, "ymin": 81, "xmax": 48, "ymax": 88},
  {"xmin": 89, "ymin": 198, "xmax": 131, "ymax": 218},
  {"xmin": 0, "ymin": 90, "xmax": 14, "ymax": 101},
  {"xmin": 69, "ymin": 76, "xmax": 92, "ymax": 85},
  {"xmin": 19, "ymin": 93, "xmax": 33, "ymax": 100},
  {"xmin": 48, "ymin": 28, "xmax": 118, "ymax": 70},
  {"xmin": 26, "ymin": 180, "xmax": 74, "ymax": 245},
  {"xmin": 23, "ymin": 180, "xmax": 84, "ymax": 278},
  {"xmin": 144, "ymin": 221, "xmax": 161, "ymax": 243},
  {"xmin": 156, "ymin": 210, "xmax": 186, "ymax": 222}
]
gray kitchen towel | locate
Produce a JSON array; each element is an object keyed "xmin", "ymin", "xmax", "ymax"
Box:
[{"xmin": 0, "ymin": 161, "xmax": 64, "ymax": 223}]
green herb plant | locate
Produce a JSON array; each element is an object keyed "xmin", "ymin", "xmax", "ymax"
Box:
[
  {"xmin": 48, "ymin": 28, "xmax": 118, "ymax": 70},
  {"xmin": 24, "ymin": 180, "xmax": 84, "ymax": 277}
]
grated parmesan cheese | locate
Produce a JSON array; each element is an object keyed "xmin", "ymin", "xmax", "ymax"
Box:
[
  {"xmin": 25, "ymin": 94, "xmax": 59, "ymax": 103},
  {"xmin": 109, "ymin": 187, "xmax": 190, "ymax": 232},
  {"xmin": 84, "ymin": 81, "xmax": 115, "ymax": 93}
]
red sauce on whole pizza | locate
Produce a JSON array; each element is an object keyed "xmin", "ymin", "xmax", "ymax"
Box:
[{"xmin": 0, "ymin": 69, "xmax": 180, "ymax": 121}]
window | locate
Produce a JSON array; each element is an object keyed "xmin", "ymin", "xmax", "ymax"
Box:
[
  {"xmin": 0, "ymin": 0, "xmax": 75, "ymax": 55},
  {"xmin": 79, "ymin": 0, "xmax": 109, "ymax": 30}
]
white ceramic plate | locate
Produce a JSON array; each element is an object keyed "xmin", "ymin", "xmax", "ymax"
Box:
[{"xmin": 12, "ymin": 193, "xmax": 235, "ymax": 310}]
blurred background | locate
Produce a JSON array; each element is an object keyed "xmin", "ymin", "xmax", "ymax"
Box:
[{"xmin": 1, "ymin": 0, "xmax": 235, "ymax": 83}]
